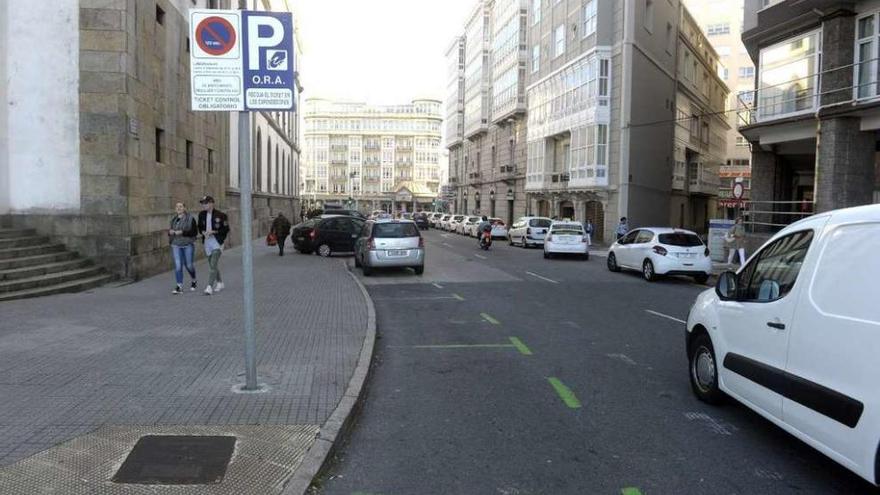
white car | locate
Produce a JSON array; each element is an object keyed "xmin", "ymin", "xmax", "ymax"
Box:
[
  {"xmin": 489, "ymin": 218, "xmax": 508, "ymax": 239},
  {"xmin": 439, "ymin": 214, "xmax": 452, "ymax": 230},
  {"xmin": 508, "ymin": 216, "xmax": 553, "ymax": 248},
  {"xmin": 447, "ymin": 215, "xmax": 466, "ymax": 232},
  {"xmin": 686, "ymin": 204, "xmax": 880, "ymax": 487},
  {"xmin": 607, "ymin": 227, "xmax": 711, "ymax": 283},
  {"xmin": 429, "ymin": 213, "xmax": 444, "ymax": 227},
  {"xmin": 459, "ymin": 216, "xmax": 480, "ymax": 235},
  {"xmin": 543, "ymin": 221, "xmax": 589, "ymax": 260}
]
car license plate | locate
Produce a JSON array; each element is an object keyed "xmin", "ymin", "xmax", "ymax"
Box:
[
  {"xmin": 388, "ymin": 250, "xmax": 407, "ymax": 257},
  {"xmin": 677, "ymin": 253, "xmax": 695, "ymax": 258}
]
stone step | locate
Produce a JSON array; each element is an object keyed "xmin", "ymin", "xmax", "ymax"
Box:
[
  {"xmin": 0, "ymin": 236, "xmax": 51, "ymax": 250},
  {"xmin": 0, "ymin": 258, "xmax": 92, "ymax": 281},
  {"xmin": 0, "ymin": 273, "xmax": 114, "ymax": 302},
  {"xmin": 0, "ymin": 251, "xmax": 78, "ymax": 271},
  {"xmin": 0, "ymin": 266, "xmax": 107, "ymax": 293},
  {"xmin": 0, "ymin": 244, "xmax": 66, "ymax": 261},
  {"xmin": 0, "ymin": 229, "xmax": 36, "ymax": 240}
]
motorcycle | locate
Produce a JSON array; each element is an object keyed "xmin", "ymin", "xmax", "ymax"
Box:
[{"xmin": 479, "ymin": 229, "xmax": 492, "ymax": 250}]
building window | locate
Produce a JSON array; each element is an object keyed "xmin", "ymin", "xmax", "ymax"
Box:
[
  {"xmin": 583, "ymin": 0, "xmax": 597, "ymax": 37},
  {"xmin": 666, "ymin": 22, "xmax": 673, "ymax": 54},
  {"xmin": 533, "ymin": 0, "xmax": 541, "ymax": 24},
  {"xmin": 185, "ymin": 140, "xmax": 193, "ymax": 169},
  {"xmin": 736, "ymin": 136, "xmax": 749, "ymax": 147},
  {"xmin": 208, "ymin": 0, "xmax": 219, "ymax": 8},
  {"xmin": 738, "ymin": 66, "xmax": 754, "ymax": 78},
  {"xmin": 856, "ymin": 13, "xmax": 880, "ymax": 99},
  {"xmin": 532, "ymin": 44, "xmax": 540, "ymax": 73},
  {"xmin": 720, "ymin": 67, "xmax": 729, "ymax": 80},
  {"xmin": 155, "ymin": 128, "xmax": 164, "ymax": 163},
  {"xmin": 156, "ymin": 4, "xmax": 165, "ymax": 25},
  {"xmin": 554, "ymin": 24, "xmax": 565, "ymax": 58},
  {"xmin": 644, "ymin": 0, "xmax": 654, "ymax": 33},
  {"xmin": 707, "ymin": 23, "xmax": 730, "ymax": 36},
  {"xmin": 208, "ymin": 149, "xmax": 215, "ymax": 174},
  {"xmin": 758, "ymin": 30, "xmax": 821, "ymax": 120}
]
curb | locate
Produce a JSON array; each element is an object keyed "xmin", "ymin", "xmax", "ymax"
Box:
[{"xmin": 280, "ymin": 259, "xmax": 377, "ymax": 495}]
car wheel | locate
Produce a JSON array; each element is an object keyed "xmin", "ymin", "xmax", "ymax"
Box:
[
  {"xmin": 508, "ymin": 235, "xmax": 514, "ymax": 246},
  {"xmin": 642, "ymin": 259, "xmax": 656, "ymax": 281},
  {"xmin": 607, "ymin": 252, "xmax": 621, "ymax": 272},
  {"xmin": 317, "ymin": 244, "xmax": 332, "ymax": 257},
  {"xmin": 583, "ymin": 252, "xmax": 590, "ymax": 261},
  {"xmin": 693, "ymin": 273, "xmax": 709, "ymax": 285},
  {"xmin": 543, "ymin": 251, "xmax": 550, "ymax": 259},
  {"xmin": 689, "ymin": 333, "xmax": 724, "ymax": 404},
  {"xmin": 413, "ymin": 265, "xmax": 424, "ymax": 275},
  {"xmin": 362, "ymin": 265, "xmax": 373, "ymax": 276}
]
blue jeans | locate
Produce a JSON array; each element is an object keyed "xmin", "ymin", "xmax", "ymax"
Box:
[{"xmin": 171, "ymin": 244, "xmax": 196, "ymax": 285}]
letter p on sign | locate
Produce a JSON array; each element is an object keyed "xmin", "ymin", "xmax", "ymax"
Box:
[{"xmin": 247, "ymin": 16, "xmax": 284, "ymax": 70}]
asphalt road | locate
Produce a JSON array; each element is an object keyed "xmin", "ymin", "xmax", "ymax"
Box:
[{"xmin": 317, "ymin": 229, "xmax": 879, "ymax": 495}]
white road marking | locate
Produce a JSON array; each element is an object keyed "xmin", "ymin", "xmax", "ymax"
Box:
[
  {"xmin": 442, "ymin": 242, "xmax": 452, "ymax": 248},
  {"xmin": 525, "ymin": 271, "xmax": 559, "ymax": 284},
  {"xmin": 432, "ymin": 282, "xmax": 444, "ymax": 289},
  {"xmin": 645, "ymin": 309, "xmax": 686, "ymax": 324},
  {"xmin": 474, "ymin": 254, "xmax": 487, "ymax": 260},
  {"xmin": 684, "ymin": 412, "xmax": 738, "ymax": 436},
  {"xmin": 606, "ymin": 353, "xmax": 638, "ymax": 366},
  {"xmin": 372, "ymin": 296, "xmax": 461, "ymax": 301}
]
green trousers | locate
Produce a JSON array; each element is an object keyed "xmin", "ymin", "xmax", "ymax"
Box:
[{"xmin": 207, "ymin": 250, "xmax": 223, "ymax": 286}]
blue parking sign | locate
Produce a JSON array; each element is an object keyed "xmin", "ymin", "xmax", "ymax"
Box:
[{"xmin": 241, "ymin": 11, "xmax": 295, "ymax": 111}]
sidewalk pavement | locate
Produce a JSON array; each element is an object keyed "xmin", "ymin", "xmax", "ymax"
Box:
[{"xmin": 0, "ymin": 240, "xmax": 374, "ymax": 494}]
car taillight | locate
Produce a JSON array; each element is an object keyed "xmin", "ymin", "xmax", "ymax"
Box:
[
  {"xmin": 581, "ymin": 236, "xmax": 588, "ymax": 243},
  {"xmin": 309, "ymin": 230, "xmax": 316, "ymax": 240},
  {"xmin": 704, "ymin": 247, "xmax": 710, "ymax": 257},
  {"xmin": 546, "ymin": 234, "xmax": 553, "ymax": 242},
  {"xmin": 653, "ymin": 245, "xmax": 668, "ymax": 256},
  {"xmin": 368, "ymin": 238, "xmax": 376, "ymax": 250},
  {"xmin": 418, "ymin": 237, "xmax": 424, "ymax": 248}
]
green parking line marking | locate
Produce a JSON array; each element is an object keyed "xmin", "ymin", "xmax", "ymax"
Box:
[
  {"xmin": 509, "ymin": 337, "xmax": 532, "ymax": 355},
  {"xmin": 547, "ymin": 377, "xmax": 582, "ymax": 409},
  {"xmin": 621, "ymin": 488, "xmax": 643, "ymax": 495},
  {"xmin": 452, "ymin": 293, "xmax": 464, "ymax": 301},
  {"xmin": 480, "ymin": 312, "xmax": 500, "ymax": 325}
]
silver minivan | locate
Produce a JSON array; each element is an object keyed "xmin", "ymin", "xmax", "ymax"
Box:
[{"xmin": 354, "ymin": 219, "xmax": 425, "ymax": 276}]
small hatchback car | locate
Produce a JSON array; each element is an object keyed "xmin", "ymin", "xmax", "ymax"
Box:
[
  {"xmin": 607, "ymin": 228, "xmax": 711, "ymax": 283},
  {"xmin": 354, "ymin": 219, "xmax": 425, "ymax": 276}
]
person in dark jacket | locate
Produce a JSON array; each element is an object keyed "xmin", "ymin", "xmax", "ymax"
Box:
[
  {"xmin": 169, "ymin": 202, "xmax": 199, "ymax": 295},
  {"xmin": 270, "ymin": 213, "xmax": 292, "ymax": 256},
  {"xmin": 197, "ymin": 195, "xmax": 230, "ymax": 296}
]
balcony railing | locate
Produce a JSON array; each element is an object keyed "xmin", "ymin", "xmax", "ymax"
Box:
[{"xmin": 688, "ymin": 165, "xmax": 720, "ymax": 196}]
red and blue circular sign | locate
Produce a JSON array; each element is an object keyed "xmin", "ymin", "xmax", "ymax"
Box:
[{"xmin": 195, "ymin": 16, "xmax": 236, "ymax": 56}]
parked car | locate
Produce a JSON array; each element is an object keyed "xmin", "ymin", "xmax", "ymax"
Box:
[
  {"xmin": 489, "ymin": 218, "xmax": 508, "ymax": 239},
  {"xmin": 290, "ymin": 216, "xmax": 365, "ymax": 257},
  {"xmin": 685, "ymin": 204, "xmax": 880, "ymax": 487},
  {"xmin": 439, "ymin": 214, "xmax": 453, "ymax": 230},
  {"xmin": 401, "ymin": 212, "xmax": 413, "ymax": 221},
  {"xmin": 447, "ymin": 215, "xmax": 466, "ymax": 232},
  {"xmin": 429, "ymin": 212, "xmax": 445, "ymax": 227},
  {"xmin": 508, "ymin": 217, "xmax": 553, "ymax": 248},
  {"xmin": 321, "ymin": 208, "xmax": 366, "ymax": 220},
  {"xmin": 607, "ymin": 228, "xmax": 711, "ymax": 283},
  {"xmin": 413, "ymin": 212, "xmax": 430, "ymax": 230},
  {"xmin": 354, "ymin": 219, "xmax": 425, "ymax": 276},
  {"xmin": 543, "ymin": 221, "xmax": 589, "ymax": 260},
  {"xmin": 460, "ymin": 216, "xmax": 481, "ymax": 236}
]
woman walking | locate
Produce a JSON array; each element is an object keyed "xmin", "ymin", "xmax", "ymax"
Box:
[
  {"xmin": 270, "ymin": 213, "xmax": 292, "ymax": 256},
  {"xmin": 169, "ymin": 202, "xmax": 199, "ymax": 295},
  {"xmin": 726, "ymin": 216, "xmax": 747, "ymax": 266}
]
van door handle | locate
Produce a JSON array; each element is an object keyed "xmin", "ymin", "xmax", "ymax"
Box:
[{"xmin": 766, "ymin": 321, "xmax": 786, "ymax": 330}]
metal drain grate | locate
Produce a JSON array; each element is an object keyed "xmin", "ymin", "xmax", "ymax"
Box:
[{"xmin": 112, "ymin": 435, "xmax": 236, "ymax": 485}]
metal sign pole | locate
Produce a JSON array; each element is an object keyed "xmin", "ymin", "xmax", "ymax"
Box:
[{"xmin": 238, "ymin": 110, "xmax": 258, "ymax": 391}]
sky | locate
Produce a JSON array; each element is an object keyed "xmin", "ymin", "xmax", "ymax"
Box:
[{"xmin": 292, "ymin": 0, "xmax": 475, "ymax": 106}]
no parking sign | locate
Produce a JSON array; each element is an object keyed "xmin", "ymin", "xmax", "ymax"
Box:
[{"xmin": 189, "ymin": 9, "xmax": 295, "ymax": 111}]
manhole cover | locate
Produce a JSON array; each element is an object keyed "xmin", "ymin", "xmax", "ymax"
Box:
[{"xmin": 112, "ymin": 435, "xmax": 236, "ymax": 485}]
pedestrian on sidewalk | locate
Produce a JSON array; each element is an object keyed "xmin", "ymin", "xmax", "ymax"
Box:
[
  {"xmin": 726, "ymin": 216, "xmax": 747, "ymax": 266},
  {"xmin": 615, "ymin": 217, "xmax": 629, "ymax": 240},
  {"xmin": 168, "ymin": 202, "xmax": 199, "ymax": 295},
  {"xmin": 198, "ymin": 195, "xmax": 230, "ymax": 296},
  {"xmin": 583, "ymin": 219, "xmax": 594, "ymax": 246},
  {"xmin": 270, "ymin": 212, "xmax": 292, "ymax": 256}
]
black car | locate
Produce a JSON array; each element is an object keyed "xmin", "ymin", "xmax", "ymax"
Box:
[
  {"xmin": 291, "ymin": 216, "xmax": 365, "ymax": 257},
  {"xmin": 413, "ymin": 213, "xmax": 430, "ymax": 230}
]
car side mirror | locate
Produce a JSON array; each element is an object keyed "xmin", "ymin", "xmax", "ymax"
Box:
[{"xmin": 716, "ymin": 271, "xmax": 738, "ymax": 301}]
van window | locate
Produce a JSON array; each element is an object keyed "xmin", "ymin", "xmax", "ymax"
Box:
[
  {"xmin": 373, "ymin": 223, "xmax": 420, "ymax": 238},
  {"xmin": 739, "ymin": 229, "xmax": 814, "ymax": 302},
  {"xmin": 811, "ymin": 223, "xmax": 880, "ymax": 324}
]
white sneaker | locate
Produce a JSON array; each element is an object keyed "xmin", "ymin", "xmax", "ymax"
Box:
[
  {"xmin": 204, "ymin": 285, "xmax": 213, "ymax": 296},
  {"xmin": 214, "ymin": 282, "xmax": 225, "ymax": 292}
]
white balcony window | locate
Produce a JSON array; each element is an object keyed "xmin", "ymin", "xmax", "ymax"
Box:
[
  {"xmin": 554, "ymin": 24, "xmax": 565, "ymax": 58},
  {"xmin": 856, "ymin": 12, "xmax": 880, "ymax": 100},
  {"xmin": 533, "ymin": 0, "xmax": 541, "ymax": 24},
  {"xmin": 532, "ymin": 44, "xmax": 540, "ymax": 73},
  {"xmin": 757, "ymin": 30, "xmax": 821, "ymax": 121},
  {"xmin": 583, "ymin": 0, "xmax": 597, "ymax": 38}
]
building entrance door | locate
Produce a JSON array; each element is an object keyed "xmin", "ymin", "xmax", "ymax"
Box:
[{"xmin": 560, "ymin": 201, "xmax": 574, "ymax": 219}]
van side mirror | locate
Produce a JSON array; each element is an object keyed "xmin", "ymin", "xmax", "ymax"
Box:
[{"xmin": 716, "ymin": 271, "xmax": 738, "ymax": 300}]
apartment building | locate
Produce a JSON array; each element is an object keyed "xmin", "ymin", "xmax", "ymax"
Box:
[
  {"xmin": 683, "ymin": 0, "xmax": 754, "ymax": 217},
  {"xmin": 672, "ymin": 7, "xmax": 730, "ymax": 232},
  {"xmin": 301, "ymin": 99, "xmax": 443, "ymax": 213},
  {"xmin": 739, "ymin": 0, "xmax": 880, "ymax": 230},
  {"xmin": 446, "ymin": 0, "xmax": 529, "ymax": 228}
]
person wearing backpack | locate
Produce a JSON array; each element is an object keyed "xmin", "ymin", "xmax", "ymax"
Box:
[
  {"xmin": 270, "ymin": 212, "xmax": 292, "ymax": 256},
  {"xmin": 168, "ymin": 202, "xmax": 199, "ymax": 295}
]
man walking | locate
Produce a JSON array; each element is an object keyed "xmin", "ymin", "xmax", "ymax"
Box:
[
  {"xmin": 198, "ymin": 195, "xmax": 230, "ymax": 296},
  {"xmin": 583, "ymin": 219, "xmax": 594, "ymax": 246},
  {"xmin": 615, "ymin": 217, "xmax": 629, "ymax": 240},
  {"xmin": 271, "ymin": 212, "xmax": 292, "ymax": 256}
]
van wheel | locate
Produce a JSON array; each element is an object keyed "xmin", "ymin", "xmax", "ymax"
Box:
[
  {"xmin": 607, "ymin": 252, "xmax": 621, "ymax": 272},
  {"xmin": 693, "ymin": 273, "xmax": 709, "ymax": 285},
  {"xmin": 689, "ymin": 333, "xmax": 724, "ymax": 405},
  {"xmin": 317, "ymin": 244, "xmax": 332, "ymax": 257},
  {"xmin": 642, "ymin": 259, "xmax": 656, "ymax": 281}
]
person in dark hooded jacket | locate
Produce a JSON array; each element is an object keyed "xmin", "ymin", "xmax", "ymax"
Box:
[{"xmin": 271, "ymin": 213, "xmax": 292, "ymax": 256}]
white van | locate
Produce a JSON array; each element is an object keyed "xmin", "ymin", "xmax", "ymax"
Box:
[{"xmin": 685, "ymin": 204, "xmax": 880, "ymax": 486}]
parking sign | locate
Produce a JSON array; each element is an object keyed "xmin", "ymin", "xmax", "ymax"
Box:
[{"xmin": 190, "ymin": 9, "xmax": 295, "ymax": 111}]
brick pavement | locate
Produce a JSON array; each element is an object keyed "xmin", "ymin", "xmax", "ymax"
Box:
[{"xmin": 0, "ymin": 240, "xmax": 368, "ymax": 484}]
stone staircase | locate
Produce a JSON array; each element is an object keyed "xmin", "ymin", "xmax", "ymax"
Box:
[{"xmin": 0, "ymin": 228, "xmax": 114, "ymax": 302}]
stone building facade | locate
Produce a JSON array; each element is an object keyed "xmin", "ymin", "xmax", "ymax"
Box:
[{"xmin": 0, "ymin": 0, "xmax": 301, "ymax": 280}]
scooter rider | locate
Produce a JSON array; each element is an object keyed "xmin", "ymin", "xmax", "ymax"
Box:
[{"xmin": 477, "ymin": 216, "xmax": 492, "ymax": 246}]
